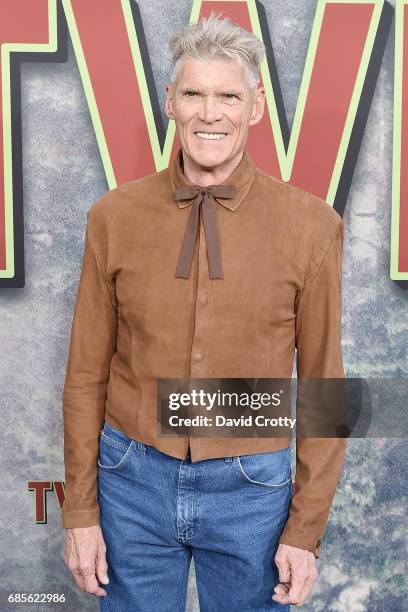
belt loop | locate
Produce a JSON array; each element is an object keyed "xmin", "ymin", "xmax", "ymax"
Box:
[{"xmin": 136, "ymin": 440, "xmax": 146, "ymax": 452}]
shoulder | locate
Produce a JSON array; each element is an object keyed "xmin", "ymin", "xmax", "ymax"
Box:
[
  {"xmin": 255, "ymin": 168, "xmax": 341, "ymax": 233},
  {"xmin": 253, "ymin": 167, "xmax": 343, "ymax": 283},
  {"xmin": 87, "ymin": 167, "xmax": 170, "ymax": 226},
  {"xmin": 254, "ymin": 167, "xmax": 342, "ymax": 251}
]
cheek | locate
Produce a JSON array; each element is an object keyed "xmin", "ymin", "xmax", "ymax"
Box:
[
  {"xmin": 176, "ymin": 123, "xmax": 192, "ymax": 143},
  {"xmin": 230, "ymin": 110, "xmax": 252, "ymax": 134},
  {"xmin": 173, "ymin": 106, "xmax": 195, "ymax": 130}
]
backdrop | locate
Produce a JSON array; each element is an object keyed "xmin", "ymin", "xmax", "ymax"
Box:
[{"xmin": 0, "ymin": 1, "xmax": 406, "ymax": 610}]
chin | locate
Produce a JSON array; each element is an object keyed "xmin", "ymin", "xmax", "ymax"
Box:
[{"xmin": 190, "ymin": 147, "xmax": 231, "ymax": 169}]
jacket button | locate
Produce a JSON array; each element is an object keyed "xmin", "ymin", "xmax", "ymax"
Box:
[
  {"xmin": 200, "ymin": 294, "xmax": 208, "ymax": 304},
  {"xmin": 193, "ymin": 352, "xmax": 203, "ymax": 362}
]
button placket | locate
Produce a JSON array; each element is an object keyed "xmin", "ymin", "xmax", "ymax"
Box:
[{"xmin": 190, "ymin": 218, "xmax": 212, "ymax": 377}]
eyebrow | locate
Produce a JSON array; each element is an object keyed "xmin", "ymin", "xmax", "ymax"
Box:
[{"xmin": 179, "ymin": 87, "xmax": 245, "ymax": 96}]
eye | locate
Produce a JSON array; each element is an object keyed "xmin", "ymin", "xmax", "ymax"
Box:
[
  {"xmin": 223, "ymin": 93, "xmax": 239, "ymax": 99},
  {"xmin": 184, "ymin": 90, "xmax": 198, "ymax": 97}
]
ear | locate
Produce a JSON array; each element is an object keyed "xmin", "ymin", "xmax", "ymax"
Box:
[
  {"xmin": 165, "ymin": 83, "xmax": 175, "ymax": 120},
  {"xmin": 248, "ymin": 86, "xmax": 265, "ymax": 127}
]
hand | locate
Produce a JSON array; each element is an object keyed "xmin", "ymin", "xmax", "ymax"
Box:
[
  {"xmin": 64, "ymin": 525, "xmax": 109, "ymax": 597},
  {"xmin": 272, "ymin": 543, "xmax": 319, "ymax": 606}
]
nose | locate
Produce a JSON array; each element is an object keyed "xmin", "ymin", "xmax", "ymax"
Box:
[{"xmin": 197, "ymin": 94, "xmax": 223, "ymax": 123}]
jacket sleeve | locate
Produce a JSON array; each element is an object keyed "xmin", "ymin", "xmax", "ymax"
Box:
[
  {"xmin": 61, "ymin": 206, "xmax": 117, "ymax": 528},
  {"xmin": 278, "ymin": 214, "xmax": 347, "ymax": 558}
]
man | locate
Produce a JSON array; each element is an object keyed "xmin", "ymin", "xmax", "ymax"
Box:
[{"xmin": 62, "ymin": 13, "xmax": 346, "ymax": 611}]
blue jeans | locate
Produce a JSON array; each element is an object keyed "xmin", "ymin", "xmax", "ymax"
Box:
[{"xmin": 98, "ymin": 421, "xmax": 293, "ymax": 611}]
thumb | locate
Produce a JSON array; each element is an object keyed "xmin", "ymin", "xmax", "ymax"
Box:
[
  {"xmin": 277, "ymin": 556, "xmax": 291, "ymax": 583},
  {"xmin": 96, "ymin": 549, "xmax": 109, "ymax": 585}
]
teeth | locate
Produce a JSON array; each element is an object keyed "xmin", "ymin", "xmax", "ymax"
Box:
[{"xmin": 196, "ymin": 132, "xmax": 227, "ymax": 140}]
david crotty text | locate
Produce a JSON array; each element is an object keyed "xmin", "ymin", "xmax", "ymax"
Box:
[{"xmin": 168, "ymin": 415, "xmax": 296, "ymax": 429}]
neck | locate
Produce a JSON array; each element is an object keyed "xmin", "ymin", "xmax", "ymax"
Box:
[{"xmin": 181, "ymin": 150, "xmax": 244, "ymax": 187}]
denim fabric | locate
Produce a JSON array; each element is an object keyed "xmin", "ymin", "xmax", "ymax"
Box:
[{"xmin": 98, "ymin": 421, "xmax": 293, "ymax": 611}]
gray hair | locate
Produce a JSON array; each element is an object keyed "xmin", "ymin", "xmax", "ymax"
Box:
[{"xmin": 168, "ymin": 12, "xmax": 266, "ymax": 90}]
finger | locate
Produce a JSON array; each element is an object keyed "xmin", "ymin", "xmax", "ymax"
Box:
[
  {"xmin": 297, "ymin": 570, "xmax": 318, "ymax": 603},
  {"xmin": 285, "ymin": 553, "xmax": 319, "ymax": 606},
  {"xmin": 272, "ymin": 589, "xmax": 291, "ymax": 605},
  {"xmin": 275, "ymin": 555, "xmax": 291, "ymax": 583},
  {"xmin": 96, "ymin": 562, "xmax": 109, "ymax": 585},
  {"xmin": 71, "ymin": 570, "xmax": 86, "ymax": 593},
  {"xmin": 81, "ymin": 571, "xmax": 107, "ymax": 597},
  {"xmin": 90, "ymin": 585, "xmax": 107, "ymax": 597},
  {"xmin": 273, "ymin": 582, "xmax": 290, "ymax": 594},
  {"xmin": 271, "ymin": 582, "xmax": 290, "ymax": 604},
  {"xmin": 296, "ymin": 579, "xmax": 315, "ymax": 606},
  {"xmin": 291, "ymin": 558, "xmax": 318, "ymax": 605},
  {"xmin": 286, "ymin": 575, "xmax": 309, "ymax": 606},
  {"xmin": 96, "ymin": 551, "xmax": 109, "ymax": 585}
]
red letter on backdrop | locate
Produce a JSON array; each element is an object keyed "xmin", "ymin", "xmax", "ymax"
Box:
[{"xmin": 27, "ymin": 481, "xmax": 53, "ymax": 524}]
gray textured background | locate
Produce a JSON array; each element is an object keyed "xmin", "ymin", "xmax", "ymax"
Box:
[{"xmin": 0, "ymin": 1, "xmax": 407, "ymax": 610}]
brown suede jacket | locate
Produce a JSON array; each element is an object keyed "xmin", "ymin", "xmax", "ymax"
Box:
[{"xmin": 62, "ymin": 147, "xmax": 346, "ymax": 558}]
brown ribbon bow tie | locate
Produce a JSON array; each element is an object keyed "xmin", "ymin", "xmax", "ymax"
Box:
[{"xmin": 174, "ymin": 184, "xmax": 237, "ymax": 279}]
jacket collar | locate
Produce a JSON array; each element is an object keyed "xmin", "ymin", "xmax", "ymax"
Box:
[{"xmin": 169, "ymin": 147, "xmax": 257, "ymax": 211}]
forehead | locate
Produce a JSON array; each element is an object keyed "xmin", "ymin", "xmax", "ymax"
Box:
[{"xmin": 176, "ymin": 56, "xmax": 248, "ymax": 90}]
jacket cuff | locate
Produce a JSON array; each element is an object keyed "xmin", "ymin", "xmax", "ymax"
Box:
[
  {"xmin": 61, "ymin": 507, "xmax": 100, "ymax": 529},
  {"xmin": 277, "ymin": 531, "xmax": 322, "ymax": 558}
]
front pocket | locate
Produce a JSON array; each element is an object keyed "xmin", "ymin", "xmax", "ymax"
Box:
[
  {"xmin": 97, "ymin": 431, "xmax": 134, "ymax": 471},
  {"xmin": 234, "ymin": 447, "xmax": 292, "ymax": 488}
]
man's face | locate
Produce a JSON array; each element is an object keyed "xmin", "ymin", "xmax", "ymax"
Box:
[{"xmin": 165, "ymin": 56, "xmax": 265, "ymax": 170}]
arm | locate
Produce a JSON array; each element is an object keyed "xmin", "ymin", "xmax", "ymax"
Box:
[
  {"xmin": 273, "ymin": 213, "xmax": 346, "ymax": 607},
  {"xmin": 62, "ymin": 206, "xmax": 116, "ymax": 596},
  {"xmin": 62, "ymin": 206, "xmax": 118, "ymax": 529}
]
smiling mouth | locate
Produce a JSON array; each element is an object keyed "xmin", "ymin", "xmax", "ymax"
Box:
[{"xmin": 194, "ymin": 131, "xmax": 228, "ymax": 140}]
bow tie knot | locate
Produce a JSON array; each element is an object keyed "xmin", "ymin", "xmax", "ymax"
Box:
[
  {"xmin": 174, "ymin": 184, "xmax": 237, "ymax": 279},
  {"xmin": 175, "ymin": 184, "xmax": 236, "ymax": 200}
]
